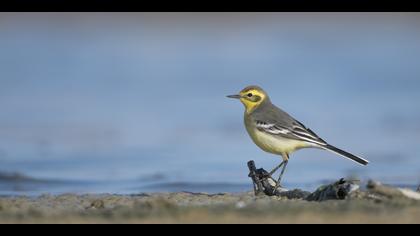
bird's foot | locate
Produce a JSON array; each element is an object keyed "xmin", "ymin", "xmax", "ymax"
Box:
[
  {"xmin": 272, "ymin": 183, "xmax": 284, "ymax": 195},
  {"xmin": 262, "ymin": 172, "xmax": 273, "ymax": 179}
]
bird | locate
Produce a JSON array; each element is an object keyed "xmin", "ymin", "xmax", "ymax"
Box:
[{"xmin": 227, "ymin": 85, "xmax": 369, "ymax": 192}]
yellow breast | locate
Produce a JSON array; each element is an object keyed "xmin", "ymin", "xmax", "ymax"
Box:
[{"xmin": 245, "ymin": 123, "xmax": 309, "ymax": 156}]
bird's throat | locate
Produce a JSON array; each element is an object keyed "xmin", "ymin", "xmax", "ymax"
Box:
[{"xmin": 241, "ymin": 99, "xmax": 261, "ymax": 114}]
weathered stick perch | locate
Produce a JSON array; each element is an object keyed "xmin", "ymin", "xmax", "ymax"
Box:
[
  {"xmin": 247, "ymin": 160, "xmax": 420, "ymax": 202},
  {"xmin": 247, "ymin": 160, "xmax": 359, "ymax": 201},
  {"xmin": 247, "ymin": 160, "xmax": 280, "ymax": 196}
]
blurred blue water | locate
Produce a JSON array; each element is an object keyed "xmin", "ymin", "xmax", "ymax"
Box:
[{"xmin": 1, "ymin": 13, "xmax": 420, "ymax": 195}]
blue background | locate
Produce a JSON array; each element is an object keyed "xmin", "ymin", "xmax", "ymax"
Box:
[{"xmin": 1, "ymin": 13, "xmax": 419, "ymax": 195}]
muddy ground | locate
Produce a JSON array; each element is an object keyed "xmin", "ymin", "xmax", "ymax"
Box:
[{"xmin": 1, "ymin": 186, "xmax": 420, "ymax": 223}]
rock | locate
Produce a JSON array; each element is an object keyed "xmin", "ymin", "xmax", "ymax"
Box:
[
  {"xmin": 399, "ymin": 188, "xmax": 420, "ymax": 200},
  {"xmin": 367, "ymin": 180, "xmax": 420, "ymax": 201},
  {"xmin": 306, "ymin": 178, "xmax": 360, "ymax": 201},
  {"xmin": 88, "ymin": 199, "xmax": 105, "ymax": 209}
]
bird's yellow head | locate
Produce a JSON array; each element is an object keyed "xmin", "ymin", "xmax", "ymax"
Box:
[{"xmin": 227, "ymin": 85, "xmax": 269, "ymax": 113}]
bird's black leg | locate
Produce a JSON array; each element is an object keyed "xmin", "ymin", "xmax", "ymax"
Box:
[
  {"xmin": 277, "ymin": 161, "xmax": 288, "ymax": 185},
  {"xmin": 267, "ymin": 161, "xmax": 285, "ymax": 177},
  {"xmin": 272, "ymin": 155, "xmax": 289, "ymax": 194}
]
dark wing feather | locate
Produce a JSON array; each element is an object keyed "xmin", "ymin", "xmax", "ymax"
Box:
[{"xmin": 252, "ymin": 103, "xmax": 327, "ymax": 146}]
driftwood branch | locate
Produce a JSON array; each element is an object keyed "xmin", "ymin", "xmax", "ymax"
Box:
[
  {"xmin": 247, "ymin": 160, "xmax": 358, "ymax": 201},
  {"xmin": 247, "ymin": 160, "xmax": 420, "ymax": 202},
  {"xmin": 247, "ymin": 161, "xmax": 281, "ymax": 196}
]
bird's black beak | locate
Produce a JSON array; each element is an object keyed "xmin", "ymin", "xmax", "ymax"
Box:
[{"xmin": 226, "ymin": 94, "xmax": 241, "ymax": 99}]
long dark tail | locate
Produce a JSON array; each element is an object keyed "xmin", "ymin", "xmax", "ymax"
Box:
[{"xmin": 321, "ymin": 144, "xmax": 369, "ymax": 166}]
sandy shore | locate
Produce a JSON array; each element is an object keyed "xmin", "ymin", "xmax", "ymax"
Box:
[{"xmin": 1, "ymin": 189, "xmax": 420, "ymax": 224}]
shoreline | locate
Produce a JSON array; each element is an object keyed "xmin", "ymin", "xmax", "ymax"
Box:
[{"xmin": 1, "ymin": 187, "xmax": 420, "ymax": 223}]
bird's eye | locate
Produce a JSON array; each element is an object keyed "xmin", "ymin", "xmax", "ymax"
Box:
[{"xmin": 247, "ymin": 93, "xmax": 253, "ymax": 97}]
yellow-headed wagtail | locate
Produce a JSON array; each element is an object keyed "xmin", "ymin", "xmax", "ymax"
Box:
[{"xmin": 227, "ymin": 85, "xmax": 369, "ymax": 191}]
